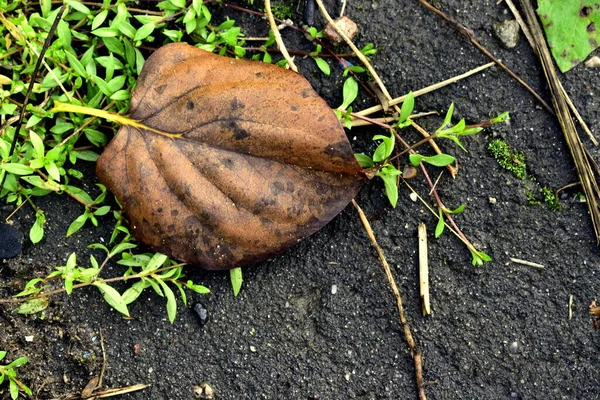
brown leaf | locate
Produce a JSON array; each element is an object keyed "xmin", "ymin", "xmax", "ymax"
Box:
[{"xmin": 97, "ymin": 43, "xmax": 364, "ymax": 270}]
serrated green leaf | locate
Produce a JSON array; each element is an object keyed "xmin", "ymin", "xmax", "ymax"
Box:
[{"xmin": 93, "ymin": 282, "xmax": 129, "ymax": 316}]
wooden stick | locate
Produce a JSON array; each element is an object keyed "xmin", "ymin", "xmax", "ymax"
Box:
[
  {"xmin": 509, "ymin": 257, "xmax": 545, "ymax": 269},
  {"xmin": 264, "ymin": 0, "xmax": 298, "ymax": 72},
  {"xmin": 352, "ymin": 199, "xmax": 427, "ymax": 400},
  {"xmin": 355, "ymin": 62, "xmax": 495, "ymax": 117},
  {"xmin": 418, "ymin": 223, "xmax": 431, "ymax": 316}
]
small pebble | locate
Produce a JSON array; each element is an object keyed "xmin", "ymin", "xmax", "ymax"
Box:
[
  {"xmin": 508, "ymin": 341, "xmax": 520, "ymax": 354},
  {"xmin": 249, "ymin": 345, "xmax": 257, "ymax": 352},
  {"xmin": 193, "ymin": 302, "xmax": 208, "ymax": 327},
  {"xmin": 331, "ymin": 284, "xmax": 338, "ymax": 295},
  {"xmin": 324, "ymin": 16, "xmax": 358, "ymax": 46},
  {"xmin": 25, "ymin": 335, "xmax": 34, "ymax": 342},
  {"xmin": 585, "ymin": 56, "xmax": 600, "ymax": 68},
  {"xmin": 402, "ymin": 165, "xmax": 418, "ymax": 180},
  {"xmin": 193, "ymin": 382, "xmax": 215, "ymax": 399},
  {"xmin": 493, "ymin": 20, "xmax": 520, "ymax": 49},
  {"xmin": 409, "ymin": 192, "xmax": 418, "ymax": 202},
  {"xmin": 488, "ymin": 197, "xmax": 497, "ymax": 204}
]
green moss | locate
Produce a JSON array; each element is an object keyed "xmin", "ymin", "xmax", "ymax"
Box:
[
  {"xmin": 488, "ymin": 139, "xmax": 527, "ymax": 179},
  {"xmin": 541, "ymin": 186, "xmax": 560, "ymax": 210},
  {"xmin": 270, "ymin": 1, "xmax": 295, "ymax": 19}
]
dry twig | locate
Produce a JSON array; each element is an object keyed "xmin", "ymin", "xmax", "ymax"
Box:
[
  {"xmin": 418, "ymin": 223, "xmax": 431, "ymax": 316},
  {"xmin": 352, "ymin": 200, "xmax": 426, "ymax": 400},
  {"xmin": 264, "ymin": 0, "xmax": 298, "ymax": 72}
]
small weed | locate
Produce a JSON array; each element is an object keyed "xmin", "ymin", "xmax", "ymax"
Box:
[
  {"xmin": 541, "ymin": 186, "xmax": 560, "ymax": 210},
  {"xmin": 270, "ymin": 0, "xmax": 295, "ymax": 20},
  {"xmin": 488, "ymin": 139, "xmax": 527, "ymax": 179},
  {"xmin": 0, "ymin": 351, "xmax": 31, "ymax": 400}
]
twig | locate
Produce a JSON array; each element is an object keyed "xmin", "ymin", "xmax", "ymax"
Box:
[
  {"xmin": 416, "ymin": 0, "xmax": 553, "ymax": 114},
  {"xmin": 314, "ymin": 0, "xmax": 399, "ymax": 113},
  {"xmin": 509, "ymin": 257, "xmax": 545, "ymax": 269},
  {"xmin": 352, "ymin": 200, "xmax": 426, "ymax": 399},
  {"xmin": 568, "ymin": 295, "xmax": 573, "ymax": 320},
  {"xmin": 355, "ymin": 62, "xmax": 495, "ymax": 117},
  {"xmin": 418, "ymin": 223, "xmax": 430, "ymax": 316},
  {"xmin": 519, "ymin": 0, "xmax": 600, "ymax": 244},
  {"xmin": 98, "ymin": 328, "xmax": 107, "ymax": 388},
  {"xmin": 51, "ymin": 384, "xmax": 151, "ymax": 400},
  {"xmin": 264, "ymin": 0, "xmax": 298, "ymax": 72}
]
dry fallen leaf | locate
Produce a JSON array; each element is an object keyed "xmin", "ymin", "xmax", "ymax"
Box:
[{"xmin": 96, "ymin": 43, "xmax": 364, "ymax": 270}]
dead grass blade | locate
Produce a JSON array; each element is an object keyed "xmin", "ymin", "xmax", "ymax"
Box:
[{"xmin": 519, "ymin": 0, "xmax": 600, "ymax": 244}]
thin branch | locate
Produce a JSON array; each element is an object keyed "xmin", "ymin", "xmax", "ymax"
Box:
[
  {"xmin": 416, "ymin": 0, "xmax": 553, "ymax": 114},
  {"xmin": 352, "ymin": 199, "xmax": 426, "ymax": 400},
  {"xmin": 264, "ymin": 0, "xmax": 298, "ymax": 72},
  {"xmin": 355, "ymin": 62, "xmax": 495, "ymax": 117}
]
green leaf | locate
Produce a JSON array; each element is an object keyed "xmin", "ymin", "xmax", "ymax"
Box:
[
  {"xmin": 28, "ymin": 130, "xmax": 44, "ymax": 158},
  {"xmin": 372, "ymin": 133, "xmax": 395, "ymax": 162},
  {"xmin": 30, "ymin": 210, "xmax": 45, "ymax": 244},
  {"xmin": 14, "ymin": 298, "xmax": 49, "ymax": 314},
  {"xmin": 537, "ymin": 0, "xmax": 600, "ymax": 72},
  {"xmin": 145, "ymin": 253, "xmax": 168, "ymax": 273},
  {"xmin": 435, "ymin": 209, "xmax": 445, "ymax": 238},
  {"xmin": 398, "ymin": 92, "xmax": 414, "ymax": 123},
  {"xmin": 108, "ymin": 242, "xmax": 137, "ymax": 258},
  {"xmin": 93, "ymin": 282, "xmax": 130, "ymax": 316},
  {"xmin": 378, "ymin": 171, "xmax": 399, "ymax": 208},
  {"xmin": 314, "ymin": 57, "xmax": 330, "ymax": 76},
  {"xmin": 157, "ymin": 279, "xmax": 177, "ymax": 323},
  {"xmin": 339, "ymin": 76, "xmax": 358, "ymax": 110},
  {"xmin": 186, "ymin": 280, "xmax": 211, "ymax": 294},
  {"xmin": 122, "ymin": 281, "xmax": 149, "ymax": 304},
  {"xmin": 65, "ymin": 51, "xmax": 87, "ymax": 78},
  {"xmin": 230, "ymin": 267, "xmax": 243, "ymax": 296},
  {"xmin": 134, "ymin": 22, "xmax": 155, "ymax": 41},
  {"xmin": 409, "ymin": 153, "xmax": 456, "ymax": 167},
  {"xmin": 354, "ymin": 153, "xmax": 374, "ymax": 168},
  {"xmin": 92, "ymin": 27, "xmax": 119, "ymax": 37},
  {"xmin": 92, "ymin": 9, "xmax": 109, "ymax": 30},
  {"xmin": 442, "ymin": 103, "xmax": 454, "ymax": 128},
  {"xmin": 10, "ymin": 378, "xmax": 18, "ymax": 400},
  {"xmin": 1, "ymin": 164, "xmax": 33, "ymax": 175},
  {"xmin": 66, "ymin": 213, "xmax": 89, "ymax": 237}
]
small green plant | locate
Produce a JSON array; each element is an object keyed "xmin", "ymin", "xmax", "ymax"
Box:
[
  {"xmin": 488, "ymin": 139, "xmax": 527, "ymax": 179},
  {"xmin": 0, "ymin": 351, "xmax": 31, "ymax": 400},
  {"xmin": 541, "ymin": 186, "xmax": 560, "ymax": 210}
]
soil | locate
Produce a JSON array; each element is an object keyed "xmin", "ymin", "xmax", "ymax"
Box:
[{"xmin": 1, "ymin": 0, "xmax": 599, "ymax": 399}]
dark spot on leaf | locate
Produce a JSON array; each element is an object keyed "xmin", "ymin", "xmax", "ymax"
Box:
[
  {"xmin": 187, "ymin": 100, "xmax": 194, "ymax": 110},
  {"xmin": 317, "ymin": 115, "xmax": 326, "ymax": 122},
  {"xmin": 561, "ymin": 50, "xmax": 569, "ymax": 58},
  {"xmin": 270, "ymin": 181, "xmax": 285, "ymax": 195},
  {"xmin": 255, "ymin": 72, "xmax": 265, "ymax": 78},
  {"xmin": 301, "ymin": 89, "xmax": 312, "ymax": 98},
  {"xmin": 324, "ymin": 141, "xmax": 351, "ymax": 159},
  {"xmin": 231, "ymin": 98, "xmax": 245, "ymax": 110},
  {"xmin": 157, "ymin": 207, "xmax": 163, "ymax": 213},
  {"xmin": 571, "ymin": 58, "xmax": 581, "ymax": 65},
  {"xmin": 290, "ymin": 105, "xmax": 299, "ymax": 111},
  {"xmin": 228, "ymin": 121, "xmax": 250, "ymax": 140},
  {"xmin": 588, "ymin": 22, "xmax": 596, "ymax": 32},
  {"xmin": 171, "ymin": 210, "xmax": 179, "ymax": 217},
  {"xmin": 580, "ymin": 6, "xmax": 592, "ymax": 17},
  {"xmin": 589, "ymin": 38, "xmax": 598, "ymax": 48},
  {"xmin": 155, "ymin": 84, "xmax": 167, "ymax": 94}
]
